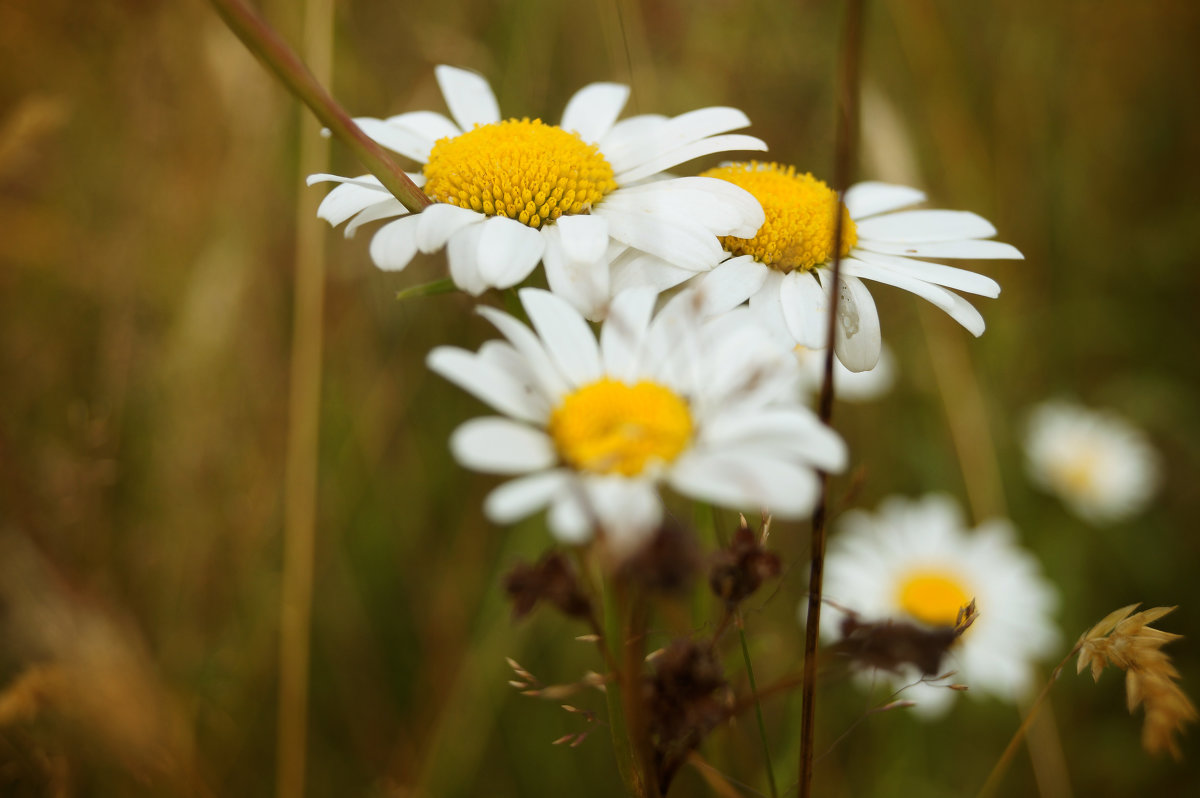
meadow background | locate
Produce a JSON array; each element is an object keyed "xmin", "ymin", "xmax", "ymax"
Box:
[{"xmin": 2, "ymin": 0, "xmax": 1199, "ymax": 796}]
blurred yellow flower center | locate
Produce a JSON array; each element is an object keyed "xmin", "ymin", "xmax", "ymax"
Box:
[
  {"xmin": 896, "ymin": 570, "xmax": 972, "ymax": 627},
  {"xmin": 702, "ymin": 162, "xmax": 856, "ymax": 272},
  {"xmin": 549, "ymin": 378, "xmax": 693, "ymax": 476},
  {"xmin": 1052, "ymin": 450, "xmax": 1100, "ymax": 497},
  {"xmin": 424, "ymin": 119, "xmax": 617, "ymax": 229}
]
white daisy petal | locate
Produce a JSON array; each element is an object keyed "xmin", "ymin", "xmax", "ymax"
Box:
[
  {"xmin": 306, "ymin": 172, "xmax": 385, "ymax": 191},
  {"xmin": 615, "ymin": 134, "xmax": 768, "ymax": 185},
  {"xmin": 852, "ymin": 249, "xmax": 1001, "ymax": 297},
  {"xmin": 450, "ymin": 417, "xmax": 556, "ymax": 474},
  {"xmin": 587, "ymin": 478, "xmax": 662, "ymax": 551},
  {"xmin": 609, "ymin": 251, "xmax": 698, "ymax": 294},
  {"xmin": 368, "ymin": 214, "xmax": 422, "ymax": 271},
  {"xmin": 604, "ymin": 106, "xmax": 754, "ymax": 174},
  {"xmin": 597, "ymin": 114, "xmax": 669, "ymax": 159},
  {"xmin": 855, "ymin": 209, "xmax": 997, "ymax": 243},
  {"xmin": 434, "ymin": 65, "xmax": 502, "ymax": 131},
  {"xmin": 857, "ymin": 238, "xmax": 1023, "ymax": 261},
  {"xmin": 601, "ymin": 177, "xmax": 765, "ymax": 238},
  {"xmin": 427, "ymin": 346, "xmax": 548, "ymax": 424},
  {"xmin": 477, "ymin": 216, "xmax": 546, "ymax": 288},
  {"xmin": 844, "ymin": 181, "xmax": 926, "ymax": 219},
  {"xmin": 312, "ymin": 176, "xmax": 390, "ymax": 225},
  {"xmin": 477, "ymin": 306, "xmax": 570, "ymax": 400},
  {"xmin": 841, "ymin": 258, "xmax": 985, "ymax": 336},
  {"xmin": 703, "ymin": 408, "xmax": 847, "ymax": 472},
  {"xmin": 541, "ymin": 230, "xmax": 612, "ymax": 321},
  {"xmin": 560, "ymin": 82, "xmax": 630, "ymax": 144},
  {"xmin": 382, "ymin": 110, "xmax": 462, "ymax": 153},
  {"xmin": 445, "ymin": 222, "xmax": 488, "ymax": 295},
  {"xmin": 748, "ymin": 271, "xmax": 796, "ymax": 348},
  {"xmin": 779, "ymin": 270, "xmax": 831, "ymax": 349},
  {"xmin": 691, "ymin": 256, "xmax": 769, "ymax": 316},
  {"xmin": 518, "ymin": 288, "xmax": 603, "ymax": 387},
  {"xmin": 484, "ymin": 470, "xmax": 572, "ymax": 524},
  {"xmin": 415, "ymin": 203, "xmax": 483, "ymax": 253},
  {"xmin": 599, "ymin": 207, "xmax": 724, "ymax": 269},
  {"xmin": 556, "ymin": 214, "xmax": 611, "ymax": 265},
  {"xmin": 829, "ymin": 274, "xmax": 882, "ymax": 373},
  {"xmin": 600, "ymin": 287, "xmax": 657, "ymax": 380},
  {"xmin": 669, "ymin": 452, "xmax": 820, "ymax": 518},
  {"xmin": 345, "ymin": 199, "xmax": 407, "ymax": 237},
  {"xmin": 353, "ymin": 117, "xmax": 438, "ymax": 163},
  {"xmin": 548, "ymin": 490, "xmax": 594, "ymax": 544}
]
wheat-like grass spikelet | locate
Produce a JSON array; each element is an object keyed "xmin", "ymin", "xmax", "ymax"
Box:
[{"xmin": 1076, "ymin": 604, "xmax": 1197, "ymax": 759}]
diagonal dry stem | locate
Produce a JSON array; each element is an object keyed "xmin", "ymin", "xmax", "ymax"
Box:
[{"xmin": 207, "ymin": 0, "xmax": 430, "ymax": 213}]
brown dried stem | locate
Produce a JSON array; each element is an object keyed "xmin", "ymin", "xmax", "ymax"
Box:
[{"xmin": 797, "ymin": 2, "xmax": 864, "ymax": 797}]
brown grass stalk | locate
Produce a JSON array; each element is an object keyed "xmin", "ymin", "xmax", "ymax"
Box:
[
  {"xmin": 275, "ymin": 1, "xmax": 332, "ymax": 796},
  {"xmin": 797, "ymin": 1, "xmax": 864, "ymax": 796}
]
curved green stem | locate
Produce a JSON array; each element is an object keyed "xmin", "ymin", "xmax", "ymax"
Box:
[{"xmin": 737, "ymin": 613, "xmax": 779, "ymax": 798}]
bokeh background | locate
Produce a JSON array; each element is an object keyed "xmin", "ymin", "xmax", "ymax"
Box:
[{"xmin": 2, "ymin": 0, "xmax": 1199, "ymax": 796}]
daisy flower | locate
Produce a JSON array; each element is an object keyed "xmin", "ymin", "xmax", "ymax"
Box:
[
  {"xmin": 675, "ymin": 162, "xmax": 1022, "ymax": 372},
  {"xmin": 1024, "ymin": 400, "xmax": 1160, "ymax": 523},
  {"xmin": 308, "ymin": 66, "xmax": 765, "ymax": 318},
  {"xmin": 818, "ymin": 494, "xmax": 1059, "ymax": 717},
  {"xmin": 426, "ymin": 287, "xmax": 846, "ymax": 552}
]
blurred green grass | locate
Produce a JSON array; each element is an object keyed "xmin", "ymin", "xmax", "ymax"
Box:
[{"xmin": 1, "ymin": 0, "xmax": 1199, "ymax": 796}]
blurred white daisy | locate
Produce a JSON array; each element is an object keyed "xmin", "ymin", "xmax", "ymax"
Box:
[
  {"xmin": 426, "ymin": 287, "xmax": 845, "ymax": 552},
  {"xmin": 680, "ymin": 162, "xmax": 1022, "ymax": 372},
  {"xmin": 817, "ymin": 494, "xmax": 1059, "ymax": 717},
  {"xmin": 794, "ymin": 343, "xmax": 895, "ymax": 403},
  {"xmin": 309, "ymin": 65, "xmax": 765, "ymax": 317},
  {"xmin": 1024, "ymin": 400, "xmax": 1160, "ymax": 523}
]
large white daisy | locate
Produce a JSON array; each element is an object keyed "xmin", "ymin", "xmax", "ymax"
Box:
[
  {"xmin": 672, "ymin": 162, "xmax": 1023, "ymax": 372},
  {"xmin": 817, "ymin": 494, "xmax": 1059, "ymax": 717},
  {"xmin": 426, "ymin": 287, "xmax": 846, "ymax": 552},
  {"xmin": 308, "ymin": 66, "xmax": 766, "ymax": 319},
  {"xmin": 1024, "ymin": 400, "xmax": 1160, "ymax": 524}
]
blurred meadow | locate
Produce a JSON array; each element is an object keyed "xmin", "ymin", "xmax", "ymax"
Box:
[{"xmin": 2, "ymin": 0, "xmax": 1200, "ymax": 796}]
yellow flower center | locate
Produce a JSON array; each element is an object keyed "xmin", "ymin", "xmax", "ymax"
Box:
[
  {"xmin": 548, "ymin": 378, "xmax": 693, "ymax": 476},
  {"xmin": 423, "ymin": 119, "xmax": 618, "ymax": 229},
  {"xmin": 896, "ymin": 570, "xmax": 972, "ymax": 627},
  {"xmin": 1051, "ymin": 448, "xmax": 1101, "ymax": 498},
  {"xmin": 702, "ymin": 162, "xmax": 856, "ymax": 273}
]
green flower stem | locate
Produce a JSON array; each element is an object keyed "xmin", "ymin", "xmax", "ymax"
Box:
[
  {"xmin": 207, "ymin": 0, "xmax": 431, "ymax": 213},
  {"xmin": 395, "ymin": 277, "xmax": 458, "ymax": 301},
  {"xmin": 737, "ymin": 613, "xmax": 779, "ymax": 798}
]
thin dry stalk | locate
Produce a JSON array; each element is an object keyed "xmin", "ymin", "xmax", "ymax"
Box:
[
  {"xmin": 276, "ymin": 2, "xmax": 331, "ymax": 797},
  {"xmin": 798, "ymin": 2, "xmax": 864, "ymax": 797}
]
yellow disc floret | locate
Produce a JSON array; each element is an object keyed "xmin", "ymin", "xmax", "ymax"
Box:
[
  {"xmin": 548, "ymin": 378, "xmax": 693, "ymax": 476},
  {"xmin": 896, "ymin": 570, "xmax": 973, "ymax": 627},
  {"xmin": 423, "ymin": 119, "xmax": 617, "ymax": 229},
  {"xmin": 701, "ymin": 162, "xmax": 856, "ymax": 273}
]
